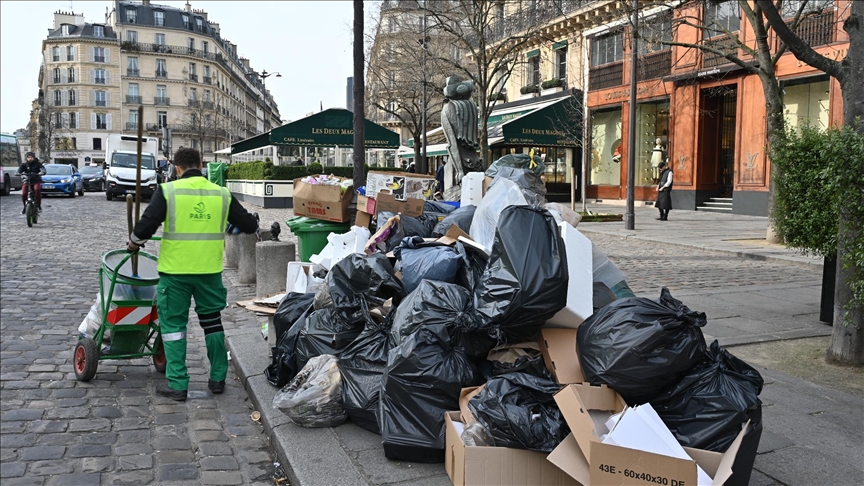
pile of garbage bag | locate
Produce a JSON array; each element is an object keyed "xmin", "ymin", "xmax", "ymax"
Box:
[{"xmin": 258, "ymin": 162, "xmax": 761, "ymax": 476}]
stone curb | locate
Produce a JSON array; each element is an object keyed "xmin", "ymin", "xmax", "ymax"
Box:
[
  {"xmin": 225, "ymin": 329, "xmax": 368, "ymax": 486},
  {"xmin": 577, "ymin": 227, "xmax": 824, "ymax": 270}
]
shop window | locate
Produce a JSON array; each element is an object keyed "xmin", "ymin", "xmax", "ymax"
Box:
[
  {"xmin": 783, "ymin": 78, "xmax": 830, "ymax": 130},
  {"xmin": 590, "ymin": 108, "xmax": 623, "ymax": 186},
  {"xmin": 635, "ymin": 100, "xmax": 670, "ymax": 186}
]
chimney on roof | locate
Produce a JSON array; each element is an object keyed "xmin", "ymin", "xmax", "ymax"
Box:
[
  {"xmin": 239, "ymin": 58, "xmax": 250, "ymax": 69},
  {"xmin": 142, "ymin": 0, "xmax": 150, "ymax": 5},
  {"xmin": 53, "ymin": 10, "xmax": 83, "ymax": 30},
  {"xmin": 185, "ymin": 1, "xmax": 192, "ymax": 13}
]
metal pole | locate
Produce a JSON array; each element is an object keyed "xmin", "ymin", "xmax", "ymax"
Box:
[
  {"xmin": 581, "ymin": 41, "xmax": 590, "ymax": 214},
  {"xmin": 133, "ymin": 105, "xmax": 144, "ymax": 275},
  {"xmin": 624, "ymin": 0, "xmax": 638, "ymax": 230},
  {"xmin": 420, "ymin": 2, "xmax": 428, "ymax": 175}
]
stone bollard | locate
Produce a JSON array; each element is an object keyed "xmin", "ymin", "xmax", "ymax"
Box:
[
  {"xmin": 224, "ymin": 233, "xmax": 240, "ymax": 269},
  {"xmin": 256, "ymin": 240, "xmax": 296, "ymax": 298},
  {"xmin": 237, "ymin": 233, "xmax": 260, "ymax": 284}
]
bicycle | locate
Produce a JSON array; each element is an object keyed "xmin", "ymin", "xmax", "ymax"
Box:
[{"xmin": 22, "ymin": 175, "xmax": 39, "ymax": 228}]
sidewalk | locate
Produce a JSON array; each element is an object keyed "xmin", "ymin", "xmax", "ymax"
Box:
[{"xmin": 222, "ymin": 205, "xmax": 862, "ymax": 486}]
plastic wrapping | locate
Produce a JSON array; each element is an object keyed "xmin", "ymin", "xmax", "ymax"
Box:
[
  {"xmin": 469, "ymin": 178, "xmax": 530, "ymax": 250},
  {"xmin": 336, "ymin": 300, "xmax": 394, "ymax": 434},
  {"xmin": 432, "ymin": 205, "xmax": 476, "ymax": 237},
  {"xmin": 651, "ymin": 340, "xmax": 764, "ymax": 451},
  {"xmin": 474, "ymin": 206, "xmax": 569, "ymax": 344},
  {"xmin": 326, "ymin": 253, "xmax": 405, "ymax": 315},
  {"xmin": 378, "ymin": 323, "xmax": 478, "ymax": 463},
  {"xmin": 490, "ymin": 167, "xmax": 546, "ymax": 206},
  {"xmin": 424, "ymin": 200, "xmax": 457, "ymax": 215},
  {"xmin": 544, "ymin": 202, "xmax": 582, "ymax": 227},
  {"xmin": 390, "ymin": 280, "xmax": 494, "ymax": 360},
  {"xmin": 377, "ymin": 211, "xmax": 436, "ymax": 239},
  {"xmin": 461, "ymin": 421, "xmax": 495, "ymax": 447},
  {"xmin": 294, "ymin": 308, "xmax": 364, "ymax": 372},
  {"xmin": 592, "ymin": 282, "xmax": 619, "ymax": 313},
  {"xmin": 578, "ymin": 287, "xmax": 708, "ymax": 404},
  {"xmin": 485, "ymin": 153, "xmax": 545, "ymax": 178},
  {"xmin": 467, "ymin": 372, "xmax": 568, "ymax": 452},
  {"xmin": 394, "ymin": 237, "xmax": 464, "ymax": 294},
  {"xmin": 455, "ymin": 241, "xmax": 488, "ymax": 292},
  {"xmin": 479, "ymin": 342, "xmax": 552, "ymax": 381},
  {"xmin": 592, "ymin": 244, "xmax": 636, "ymax": 298},
  {"xmin": 265, "ymin": 293, "xmax": 316, "ymax": 387},
  {"xmin": 77, "ymin": 294, "xmax": 102, "ymax": 338},
  {"xmin": 273, "ymin": 354, "xmax": 347, "ymax": 428}
]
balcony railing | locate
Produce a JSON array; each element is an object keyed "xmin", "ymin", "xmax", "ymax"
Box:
[
  {"xmin": 125, "ymin": 122, "xmax": 139, "ymax": 131},
  {"xmin": 636, "ymin": 49, "xmax": 672, "ymax": 82},
  {"xmin": 127, "ymin": 69, "xmax": 140, "ymax": 76},
  {"xmin": 94, "ymin": 100, "xmax": 107, "ymax": 107},
  {"xmin": 156, "ymin": 70, "xmax": 167, "ymax": 78},
  {"xmin": 54, "ymin": 99, "xmax": 62, "ymax": 106},
  {"xmin": 154, "ymin": 96, "xmax": 170, "ymax": 105},
  {"xmin": 188, "ymin": 99, "xmax": 200, "ymax": 107},
  {"xmin": 126, "ymin": 95, "xmax": 142, "ymax": 104},
  {"xmin": 67, "ymin": 56, "xmax": 75, "ymax": 61},
  {"xmin": 189, "ymin": 74, "xmax": 198, "ymax": 82},
  {"xmin": 203, "ymin": 76, "xmax": 211, "ymax": 84},
  {"xmin": 787, "ymin": 10, "xmax": 834, "ymax": 47},
  {"xmin": 53, "ymin": 56, "xmax": 60, "ymax": 62},
  {"xmin": 95, "ymin": 56, "xmax": 105, "ymax": 63},
  {"xmin": 474, "ymin": 0, "xmax": 604, "ymax": 46},
  {"xmin": 130, "ymin": 42, "xmax": 217, "ymax": 60},
  {"xmin": 702, "ymin": 35, "xmax": 738, "ymax": 69},
  {"xmin": 95, "ymin": 78, "xmax": 106, "ymax": 84},
  {"xmin": 145, "ymin": 123, "xmax": 167, "ymax": 131},
  {"xmin": 68, "ymin": 98, "xmax": 76, "ymax": 106},
  {"xmin": 589, "ymin": 61, "xmax": 624, "ymax": 90}
]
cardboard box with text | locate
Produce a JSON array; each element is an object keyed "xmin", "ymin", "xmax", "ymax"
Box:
[{"xmin": 292, "ymin": 175, "xmax": 352, "ymax": 222}]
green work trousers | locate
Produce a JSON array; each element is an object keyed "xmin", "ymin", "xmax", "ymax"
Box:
[{"xmin": 157, "ymin": 272, "xmax": 228, "ymax": 391}]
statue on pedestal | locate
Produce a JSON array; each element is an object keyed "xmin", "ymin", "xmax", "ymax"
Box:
[{"xmin": 440, "ymin": 75, "xmax": 483, "ymax": 201}]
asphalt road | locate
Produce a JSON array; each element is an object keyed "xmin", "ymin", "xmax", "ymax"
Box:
[{"xmin": 0, "ymin": 191, "xmax": 276, "ymax": 486}]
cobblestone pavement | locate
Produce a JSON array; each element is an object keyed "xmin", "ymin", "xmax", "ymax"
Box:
[{"xmin": 0, "ymin": 192, "xmax": 276, "ymax": 486}]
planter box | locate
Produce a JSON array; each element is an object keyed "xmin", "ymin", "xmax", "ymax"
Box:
[
  {"xmin": 520, "ymin": 92, "xmax": 539, "ymax": 100},
  {"xmin": 542, "ymin": 86, "xmax": 565, "ymax": 96},
  {"xmin": 226, "ymin": 179, "xmax": 294, "ymax": 209}
]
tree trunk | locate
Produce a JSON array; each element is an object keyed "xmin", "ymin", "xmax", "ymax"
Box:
[{"xmin": 352, "ymin": 0, "xmax": 366, "ymax": 188}]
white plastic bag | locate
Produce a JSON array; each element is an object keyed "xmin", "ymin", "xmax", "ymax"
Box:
[
  {"xmin": 544, "ymin": 202, "xmax": 582, "ymax": 227},
  {"xmin": 273, "ymin": 354, "xmax": 346, "ymax": 428},
  {"xmin": 469, "ymin": 178, "xmax": 529, "ymax": 249},
  {"xmin": 77, "ymin": 294, "xmax": 102, "ymax": 338}
]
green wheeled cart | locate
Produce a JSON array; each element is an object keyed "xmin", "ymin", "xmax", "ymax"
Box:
[{"xmin": 74, "ymin": 249, "xmax": 166, "ymax": 381}]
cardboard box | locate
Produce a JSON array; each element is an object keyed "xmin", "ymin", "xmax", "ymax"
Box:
[
  {"xmin": 355, "ymin": 210, "xmax": 373, "ymax": 229},
  {"xmin": 544, "ymin": 223, "xmax": 594, "ymax": 329},
  {"xmin": 445, "ymin": 411, "xmax": 580, "ymax": 486},
  {"xmin": 357, "ymin": 194, "xmax": 376, "ymax": 215},
  {"xmin": 376, "ymin": 192, "xmax": 425, "ymax": 217},
  {"xmin": 549, "ymin": 384, "xmax": 747, "ymax": 486},
  {"xmin": 536, "ymin": 329, "xmax": 584, "ymax": 384},
  {"xmin": 367, "ymin": 171, "xmax": 437, "ymax": 200},
  {"xmin": 292, "ymin": 175, "xmax": 352, "ymax": 222}
]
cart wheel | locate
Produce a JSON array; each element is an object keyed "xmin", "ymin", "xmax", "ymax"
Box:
[
  {"xmin": 152, "ymin": 338, "xmax": 167, "ymax": 373},
  {"xmin": 74, "ymin": 338, "xmax": 99, "ymax": 382}
]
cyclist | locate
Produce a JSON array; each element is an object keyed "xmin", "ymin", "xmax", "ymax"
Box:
[{"xmin": 18, "ymin": 152, "xmax": 46, "ymax": 213}]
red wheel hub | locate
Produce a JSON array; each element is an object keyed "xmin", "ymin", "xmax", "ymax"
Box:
[
  {"xmin": 153, "ymin": 353, "xmax": 166, "ymax": 366},
  {"xmin": 74, "ymin": 345, "xmax": 86, "ymax": 374}
]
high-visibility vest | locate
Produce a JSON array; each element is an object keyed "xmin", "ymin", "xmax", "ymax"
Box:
[{"xmin": 158, "ymin": 176, "xmax": 230, "ymax": 274}]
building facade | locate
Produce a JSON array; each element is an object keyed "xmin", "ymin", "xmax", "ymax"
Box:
[{"xmin": 36, "ymin": 2, "xmax": 281, "ymax": 167}]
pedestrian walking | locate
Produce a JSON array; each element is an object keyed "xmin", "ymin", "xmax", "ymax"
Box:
[
  {"xmin": 436, "ymin": 161, "xmax": 445, "ymax": 193},
  {"xmin": 655, "ymin": 160, "xmax": 673, "ymax": 221},
  {"xmin": 126, "ymin": 148, "xmax": 258, "ymax": 401}
]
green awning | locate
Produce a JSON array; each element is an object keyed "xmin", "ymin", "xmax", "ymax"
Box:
[
  {"xmin": 270, "ymin": 108, "xmax": 399, "ymax": 148},
  {"xmin": 490, "ymin": 97, "xmax": 581, "ymax": 148},
  {"xmin": 487, "ymin": 107, "xmax": 538, "ymax": 126},
  {"xmin": 553, "ymin": 40, "xmax": 568, "ymax": 50},
  {"xmin": 231, "ymin": 108, "xmax": 399, "ymax": 155},
  {"xmin": 526, "ymin": 49, "xmax": 540, "ymax": 58}
]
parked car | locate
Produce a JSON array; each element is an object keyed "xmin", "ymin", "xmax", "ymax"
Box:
[
  {"xmin": 41, "ymin": 164, "xmax": 84, "ymax": 198},
  {"xmin": 79, "ymin": 165, "xmax": 105, "ymax": 191}
]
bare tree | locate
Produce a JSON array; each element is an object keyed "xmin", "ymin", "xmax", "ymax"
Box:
[
  {"xmin": 366, "ymin": 2, "xmax": 447, "ymax": 168},
  {"xmin": 35, "ymin": 93, "xmax": 81, "ymax": 163},
  {"xmin": 421, "ymin": 0, "xmax": 553, "ymax": 165},
  {"xmin": 184, "ymin": 97, "xmax": 223, "ymax": 159},
  {"xmin": 759, "ymin": 0, "xmax": 863, "ymax": 365}
]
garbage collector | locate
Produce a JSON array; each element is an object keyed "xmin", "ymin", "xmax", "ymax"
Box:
[{"xmin": 126, "ymin": 147, "xmax": 258, "ymax": 401}]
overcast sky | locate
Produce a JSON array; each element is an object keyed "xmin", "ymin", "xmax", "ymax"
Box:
[{"xmin": 0, "ymin": 0, "xmax": 362, "ymax": 134}]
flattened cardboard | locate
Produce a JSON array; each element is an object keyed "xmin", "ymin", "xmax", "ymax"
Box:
[
  {"xmin": 552, "ymin": 384, "xmax": 749, "ymax": 486},
  {"xmin": 436, "ymin": 225, "xmax": 471, "ymax": 246},
  {"xmin": 546, "ymin": 433, "xmax": 590, "ymax": 486},
  {"xmin": 292, "ymin": 175, "xmax": 352, "ymax": 222},
  {"xmin": 357, "ymin": 194, "xmax": 376, "ymax": 215},
  {"xmin": 445, "ymin": 412, "xmax": 581, "ymax": 486},
  {"xmin": 376, "ymin": 192, "xmax": 425, "ymax": 217},
  {"xmin": 355, "ymin": 210, "xmax": 373, "ymax": 229},
  {"xmin": 366, "ymin": 171, "xmax": 437, "ymax": 200},
  {"xmin": 458, "ymin": 386, "xmax": 484, "ymax": 425},
  {"xmin": 537, "ymin": 329, "xmax": 584, "ymax": 384}
]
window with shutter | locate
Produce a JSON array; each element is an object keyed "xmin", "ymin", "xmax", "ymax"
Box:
[
  {"xmin": 91, "ymin": 113, "xmax": 97, "ymax": 129},
  {"xmin": 106, "ymin": 92, "xmax": 112, "ymax": 107},
  {"xmin": 62, "ymin": 91, "xmax": 68, "ymax": 106},
  {"xmin": 89, "ymin": 69, "xmax": 95, "ymax": 84},
  {"xmin": 106, "ymin": 114, "xmax": 112, "ymax": 130},
  {"xmin": 105, "ymin": 70, "xmax": 111, "ymax": 84},
  {"xmin": 62, "ymin": 113, "xmax": 69, "ymax": 128},
  {"xmin": 105, "ymin": 48, "xmax": 111, "ymax": 63},
  {"xmin": 89, "ymin": 47, "xmax": 95, "ymax": 62}
]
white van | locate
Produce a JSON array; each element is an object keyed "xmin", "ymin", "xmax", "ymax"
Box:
[{"xmin": 104, "ymin": 134, "xmax": 160, "ymax": 201}]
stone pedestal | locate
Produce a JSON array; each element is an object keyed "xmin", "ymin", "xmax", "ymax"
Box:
[
  {"xmin": 255, "ymin": 240, "xmax": 296, "ymax": 298},
  {"xmin": 237, "ymin": 233, "xmax": 260, "ymax": 284},
  {"xmin": 225, "ymin": 234, "xmax": 241, "ymax": 269}
]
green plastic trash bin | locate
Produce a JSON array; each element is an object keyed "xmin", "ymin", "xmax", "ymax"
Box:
[{"xmin": 286, "ymin": 217, "xmax": 351, "ymax": 263}]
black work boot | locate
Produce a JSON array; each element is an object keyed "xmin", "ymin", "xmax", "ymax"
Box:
[
  {"xmin": 156, "ymin": 385, "xmax": 188, "ymax": 401},
  {"xmin": 208, "ymin": 380, "xmax": 226, "ymax": 394}
]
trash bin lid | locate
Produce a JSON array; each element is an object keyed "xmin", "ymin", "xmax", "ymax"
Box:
[
  {"xmin": 286, "ymin": 216, "xmax": 351, "ymax": 232},
  {"xmin": 102, "ymin": 249, "xmax": 159, "ymax": 283}
]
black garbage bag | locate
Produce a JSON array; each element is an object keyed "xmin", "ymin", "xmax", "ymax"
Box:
[
  {"xmin": 327, "ymin": 253, "xmax": 405, "ymax": 315},
  {"xmin": 578, "ymin": 287, "xmax": 708, "ymax": 404},
  {"xmin": 486, "ymin": 153, "xmax": 545, "ymax": 178},
  {"xmin": 394, "ymin": 237, "xmax": 464, "ymax": 294},
  {"xmin": 390, "ymin": 280, "xmax": 494, "ymax": 360},
  {"xmin": 265, "ymin": 293, "xmax": 316, "ymax": 387},
  {"xmin": 455, "ymin": 241, "xmax": 488, "ymax": 292},
  {"xmin": 378, "ymin": 323, "xmax": 478, "ymax": 463},
  {"xmin": 467, "ymin": 372, "xmax": 567, "ymax": 452},
  {"xmin": 424, "ymin": 200, "xmax": 457, "ymax": 215},
  {"xmin": 651, "ymin": 340, "xmax": 764, "ymax": 451},
  {"xmin": 479, "ymin": 343, "xmax": 553, "ymax": 381},
  {"xmin": 474, "ymin": 206, "xmax": 568, "ymax": 344},
  {"xmin": 490, "ymin": 167, "xmax": 546, "ymax": 206},
  {"xmin": 294, "ymin": 308, "xmax": 365, "ymax": 372},
  {"xmin": 593, "ymin": 282, "xmax": 618, "ymax": 313},
  {"xmin": 337, "ymin": 300, "xmax": 394, "ymax": 434},
  {"xmin": 432, "ymin": 205, "xmax": 476, "ymax": 237}
]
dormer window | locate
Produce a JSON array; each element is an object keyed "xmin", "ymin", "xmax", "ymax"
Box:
[
  {"xmin": 154, "ymin": 10, "xmax": 164, "ymax": 27},
  {"xmin": 182, "ymin": 14, "xmax": 190, "ymax": 29},
  {"xmin": 126, "ymin": 8, "xmax": 137, "ymax": 23},
  {"xmin": 61, "ymin": 24, "xmax": 70, "ymax": 36},
  {"xmin": 196, "ymin": 18, "xmax": 203, "ymax": 31},
  {"xmin": 93, "ymin": 25, "xmax": 104, "ymax": 37}
]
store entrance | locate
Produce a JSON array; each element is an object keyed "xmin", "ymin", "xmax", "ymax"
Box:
[{"xmin": 698, "ymin": 86, "xmax": 738, "ymax": 197}]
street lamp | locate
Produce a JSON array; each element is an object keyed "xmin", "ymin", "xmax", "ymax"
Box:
[{"xmin": 258, "ymin": 70, "xmax": 281, "ymax": 132}]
